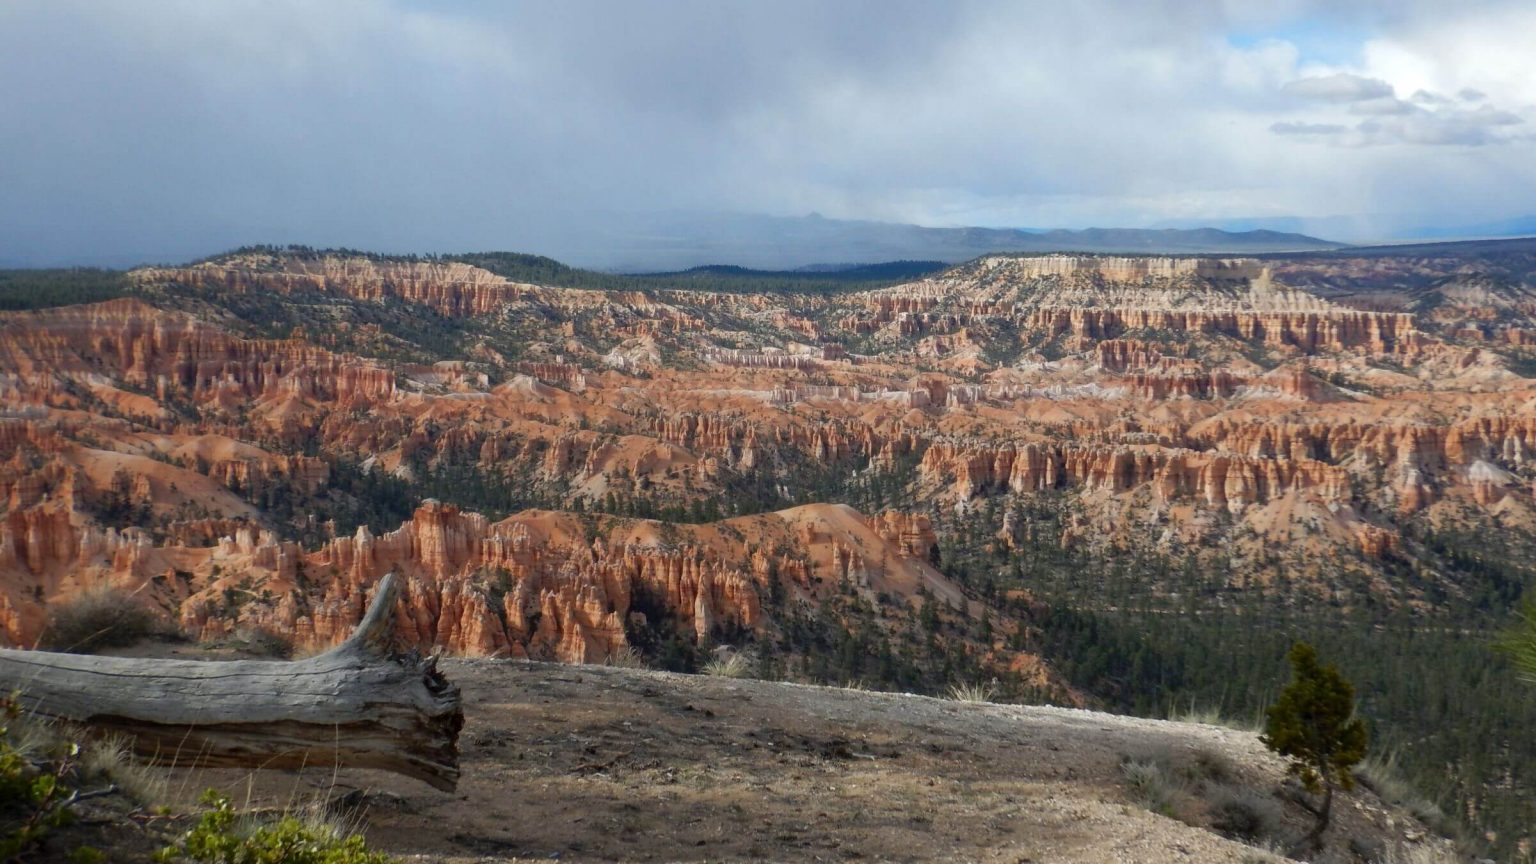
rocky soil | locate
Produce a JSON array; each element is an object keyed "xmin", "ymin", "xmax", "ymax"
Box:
[{"xmin": 160, "ymin": 660, "xmax": 1450, "ymax": 864}]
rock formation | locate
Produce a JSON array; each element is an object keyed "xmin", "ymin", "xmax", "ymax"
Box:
[{"xmin": 1, "ymin": 248, "xmax": 1533, "ymax": 662}]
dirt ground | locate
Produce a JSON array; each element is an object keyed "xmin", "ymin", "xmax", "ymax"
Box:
[{"xmin": 139, "ymin": 659, "xmax": 1450, "ymax": 864}]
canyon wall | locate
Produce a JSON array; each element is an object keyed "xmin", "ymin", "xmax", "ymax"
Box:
[{"xmin": 1, "ymin": 250, "xmax": 1533, "ymax": 661}]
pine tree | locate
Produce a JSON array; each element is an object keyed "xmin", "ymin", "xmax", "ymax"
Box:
[
  {"xmin": 1496, "ymin": 598, "xmax": 1536, "ymax": 684},
  {"xmin": 1261, "ymin": 642, "xmax": 1368, "ymax": 855}
]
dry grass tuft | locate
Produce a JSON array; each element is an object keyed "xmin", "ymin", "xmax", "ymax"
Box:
[
  {"xmin": 79, "ymin": 736, "xmax": 170, "ymax": 806},
  {"xmin": 1167, "ymin": 701, "xmax": 1262, "ymax": 733},
  {"xmin": 702, "ymin": 650, "xmax": 753, "ymax": 679},
  {"xmin": 1354, "ymin": 753, "xmax": 1449, "ymax": 833},
  {"xmin": 945, "ymin": 681, "xmax": 998, "ymax": 703},
  {"xmin": 604, "ymin": 646, "xmax": 647, "ymax": 669}
]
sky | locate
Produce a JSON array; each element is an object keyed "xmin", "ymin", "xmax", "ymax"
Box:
[{"xmin": 1, "ymin": 0, "xmax": 1534, "ymax": 266}]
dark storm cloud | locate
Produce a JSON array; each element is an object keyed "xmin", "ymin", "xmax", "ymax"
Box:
[{"xmin": 0, "ymin": 0, "xmax": 983, "ymax": 264}]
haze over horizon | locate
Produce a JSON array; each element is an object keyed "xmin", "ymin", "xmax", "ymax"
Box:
[{"xmin": 3, "ymin": 1, "xmax": 1535, "ymax": 268}]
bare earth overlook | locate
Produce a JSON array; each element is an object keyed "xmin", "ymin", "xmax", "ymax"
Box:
[
  {"xmin": 133, "ymin": 658, "xmax": 1444, "ymax": 864},
  {"xmin": 3, "ymin": 239, "xmax": 1536, "ymax": 857}
]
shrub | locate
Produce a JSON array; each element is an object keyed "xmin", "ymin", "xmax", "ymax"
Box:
[
  {"xmin": 1207, "ymin": 785, "xmax": 1282, "ymax": 841},
  {"xmin": 44, "ymin": 588, "xmax": 161, "ymax": 654},
  {"xmin": 156, "ymin": 791, "xmax": 395, "ymax": 864},
  {"xmin": 230, "ymin": 627, "xmax": 294, "ymax": 659},
  {"xmin": 1183, "ymin": 746, "xmax": 1235, "ymax": 785},
  {"xmin": 0, "ymin": 695, "xmax": 85, "ymax": 858},
  {"xmin": 1121, "ymin": 745, "xmax": 1287, "ymax": 850},
  {"xmin": 1122, "ymin": 759, "xmax": 1182, "ymax": 817}
]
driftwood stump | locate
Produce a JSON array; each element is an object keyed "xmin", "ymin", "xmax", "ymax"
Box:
[{"xmin": 0, "ymin": 573, "xmax": 463, "ymax": 791}]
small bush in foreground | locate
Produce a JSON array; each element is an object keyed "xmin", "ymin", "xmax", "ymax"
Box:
[
  {"xmin": 1121, "ymin": 759, "xmax": 1181, "ymax": 817},
  {"xmin": 1207, "ymin": 785, "xmax": 1282, "ymax": 841},
  {"xmin": 157, "ymin": 791, "xmax": 395, "ymax": 864},
  {"xmin": 1120, "ymin": 744, "xmax": 1289, "ymax": 851},
  {"xmin": 0, "ymin": 694, "xmax": 92, "ymax": 859},
  {"xmin": 44, "ymin": 588, "xmax": 161, "ymax": 654}
]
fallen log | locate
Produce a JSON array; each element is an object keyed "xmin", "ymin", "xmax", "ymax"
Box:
[{"xmin": 0, "ymin": 572, "xmax": 463, "ymax": 791}]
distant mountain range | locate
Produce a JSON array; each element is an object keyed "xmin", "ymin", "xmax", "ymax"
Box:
[
  {"xmin": 11, "ymin": 209, "xmax": 1536, "ymax": 272},
  {"xmin": 565, "ymin": 212, "xmax": 1342, "ymax": 272},
  {"xmin": 1151, "ymin": 214, "xmax": 1536, "ymax": 246}
]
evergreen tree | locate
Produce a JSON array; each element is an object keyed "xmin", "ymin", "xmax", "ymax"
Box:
[
  {"xmin": 1261, "ymin": 642, "xmax": 1368, "ymax": 854},
  {"xmin": 1496, "ymin": 599, "xmax": 1536, "ymax": 684}
]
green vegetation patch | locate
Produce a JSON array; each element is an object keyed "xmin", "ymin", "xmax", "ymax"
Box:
[{"xmin": 0, "ymin": 269, "xmax": 129, "ymax": 311}]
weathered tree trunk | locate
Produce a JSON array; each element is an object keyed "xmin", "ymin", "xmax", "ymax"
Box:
[
  {"xmin": 1290, "ymin": 780, "xmax": 1334, "ymax": 857},
  {"xmin": 0, "ymin": 573, "xmax": 463, "ymax": 791}
]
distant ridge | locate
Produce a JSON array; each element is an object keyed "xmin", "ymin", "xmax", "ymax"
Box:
[
  {"xmin": 643, "ymin": 261, "xmax": 949, "ymax": 281},
  {"xmin": 1258, "ymin": 235, "xmax": 1536, "ymax": 260},
  {"xmin": 1031, "ymin": 226, "xmax": 1341, "ymax": 253},
  {"xmin": 570, "ymin": 211, "xmax": 1345, "ymax": 271},
  {"xmin": 0, "ymin": 214, "xmax": 1344, "ymax": 271}
]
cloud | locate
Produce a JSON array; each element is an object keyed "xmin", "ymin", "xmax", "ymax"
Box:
[
  {"xmin": 1348, "ymin": 97, "xmax": 1416, "ymax": 115},
  {"xmin": 1276, "ymin": 102, "xmax": 1525, "ymax": 147},
  {"xmin": 0, "ymin": 0, "xmax": 1533, "ymax": 264},
  {"xmin": 1270, "ymin": 13, "xmax": 1532, "ymax": 150},
  {"xmin": 1357, "ymin": 108, "xmax": 1521, "ymax": 146},
  {"xmin": 1281, "ymin": 72, "xmax": 1395, "ymax": 102},
  {"xmin": 1271, "ymin": 121, "xmax": 1350, "ymax": 135}
]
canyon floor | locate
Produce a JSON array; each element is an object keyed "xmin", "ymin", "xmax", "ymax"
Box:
[{"xmin": 142, "ymin": 659, "xmax": 1441, "ymax": 864}]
